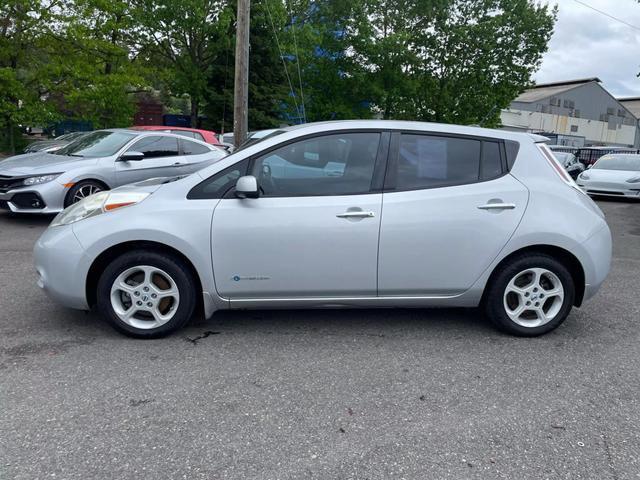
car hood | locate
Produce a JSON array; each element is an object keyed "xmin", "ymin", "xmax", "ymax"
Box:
[
  {"xmin": 587, "ymin": 169, "xmax": 640, "ymax": 181},
  {"xmin": 0, "ymin": 152, "xmax": 97, "ymax": 175},
  {"xmin": 111, "ymin": 175, "xmax": 188, "ymax": 195}
]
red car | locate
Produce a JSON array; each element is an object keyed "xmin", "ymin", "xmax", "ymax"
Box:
[{"xmin": 132, "ymin": 126, "xmax": 221, "ymax": 145}]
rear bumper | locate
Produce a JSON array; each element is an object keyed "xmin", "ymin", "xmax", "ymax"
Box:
[{"xmin": 580, "ymin": 223, "xmax": 612, "ymax": 302}]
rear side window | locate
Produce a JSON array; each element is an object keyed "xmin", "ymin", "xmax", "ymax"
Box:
[
  {"xmin": 388, "ymin": 134, "xmax": 507, "ymax": 191},
  {"xmin": 481, "ymin": 141, "xmax": 503, "ymax": 179},
  {"xmin": 394, "ymin": 134, "xmax": 481, "ymax": 190},
  {"xmin": 182, "ymin": 139, "xmax": 210, "ymax": 155},
  {"xmin": 128, "ymin": 136, "xmax": 179, "ymax": 158}
]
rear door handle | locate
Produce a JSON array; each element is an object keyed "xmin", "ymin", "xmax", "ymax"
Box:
[
  {"xmin": 477, "ymin": 203, "xmax": 516, "ymax": 210},
  {"xmin": 336, "ymin": 211, "xmax": 375, "ymax": 218}
]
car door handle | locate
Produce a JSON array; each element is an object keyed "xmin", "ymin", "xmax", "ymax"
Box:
[
  {"xmin": 336, "ymin": 211, "xmax": 375, "ymax": 218},
  {"xmin": 173, "ymin": 162, "xmax": 184, "ymax": 166},
  {"xmin": 477, "ymin": 203, "xmax": 516, "ymax": 210}
]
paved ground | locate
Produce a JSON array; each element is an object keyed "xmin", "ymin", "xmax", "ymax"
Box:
[{"xmin": 1, "ymin": 200, "xmax": 639, "ymax": 479}]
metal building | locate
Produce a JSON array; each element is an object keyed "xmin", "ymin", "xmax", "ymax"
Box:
[{"xmin": 500, "ymin": 78, "xmax": 639, "ymax": 147}]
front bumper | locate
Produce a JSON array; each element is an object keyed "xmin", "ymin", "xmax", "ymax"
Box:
[
  {"xmin": 576, "ymin": 181, "xmax": 640, "ymax": 199},
  {"xmin": 0, "ymin": 181, "xmax": 67, "ymax": 214},
  {"xmin": 34, "ymin": 225, "xmax": 92, "ymax": 310}
]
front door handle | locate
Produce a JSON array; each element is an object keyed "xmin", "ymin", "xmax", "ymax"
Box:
[
  {"xmin": 336, "ymin": 211, "xmax": 375, "ymax": 219},
  {"xmin": 477, "ymin": 203, "xmax": 516, "ymax": 210}
]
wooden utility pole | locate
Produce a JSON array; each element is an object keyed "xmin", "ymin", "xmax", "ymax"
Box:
[{"xmin": 233, "ymin": 0, "xmax": 250, "ymax": 148}]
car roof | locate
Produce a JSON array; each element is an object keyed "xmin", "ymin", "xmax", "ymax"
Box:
[
  {"xmin": 132, "ymin": 125, "xmax": 216, "ymax": 134},
  {"xmin": 99, "ymin": 128, "xmax": 214, "ymax": 147},
  {"xmin": 276, "ymin": 120, "xmax": 548, "ymax": 143}
]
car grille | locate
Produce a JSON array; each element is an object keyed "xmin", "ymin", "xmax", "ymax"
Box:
[
  {"xmin": 0, "ymin": 175, "xmax": 27, "ymax": 193},
  {"xmin": 587, "ymin": 189, "xmax": 624, "ymax": 196}
]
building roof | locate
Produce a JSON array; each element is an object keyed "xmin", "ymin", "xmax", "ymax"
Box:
[{"xmin": 514, "ymin": 78, "xmax": 602, "ymax": 103}]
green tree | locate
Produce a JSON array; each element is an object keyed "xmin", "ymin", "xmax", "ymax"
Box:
[
  {"xmin": 203, "ymin": 0, "xmax": 291, "ymax": 133},
  {"xmin": 353, "ymin": 0, "xmax": 556, "ymax": 125},
  {"xmin": 136, "ymin": 0, "xmax": 232, "ymax": 127},
  {"xmin": 49, "ymin": 0, "xmax": 148, "ymax": 128},
  {"xmin": 0, "ymin": 0, "xmax": 62, "ymax": 152}
]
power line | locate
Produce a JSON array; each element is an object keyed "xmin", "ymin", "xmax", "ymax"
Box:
[
  {"xmin": 572, "ymin": 0, "xmax": 640, "ymax": 32},
  {"xmin": 264, "ymin": 0, "xmax": 301, "ymax": 123},
  {"xmin": 285, "ymin": 0, "xmax": 307, "ymax": 123}
]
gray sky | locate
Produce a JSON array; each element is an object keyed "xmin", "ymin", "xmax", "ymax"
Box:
[{"xmin": 535, "ymin": 0, "xmax": 640, "ymax": 98}]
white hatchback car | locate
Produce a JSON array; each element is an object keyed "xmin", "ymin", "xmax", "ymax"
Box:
[{"xmin": 34, "ymin": 121, "xmax": 612, "ymax": 338}]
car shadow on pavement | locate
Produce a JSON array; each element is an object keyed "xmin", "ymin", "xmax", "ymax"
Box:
[
  {"xmin": 184, "ymin": 307, "xmax": 503, "ymax": 341},
  {"xmin": 1, "ymin": 211, "xmax": 56, "ymax": 226}
]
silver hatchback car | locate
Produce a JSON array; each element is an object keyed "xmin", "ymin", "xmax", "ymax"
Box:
[
  {"xmin": 0, "ymin": 129, "xmax": 226, "ymax": 213},
  {"xmin": 34, "ymin": 121, "xmax": 612, "ymax": 338}
]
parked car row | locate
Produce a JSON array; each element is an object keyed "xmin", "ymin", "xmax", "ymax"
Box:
[
  {"xmin": 26, "ymin": 120, "xmax": 612, "ymax": 340},
  {"xmin": 576, "ymin": 153, "xmax": 640, "ymax": 199},
  {"xmin": 0, "ymin": 129, "xmax": 226, "ymax": 213},
  {"xmin": 549, "ymin": 145, "xmax": 639, "ymax": 166}
]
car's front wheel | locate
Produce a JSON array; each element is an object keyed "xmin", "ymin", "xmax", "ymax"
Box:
[
  {"xmin": 96, "ymin": 250, "xmax": 197, "ymax": 338},
  {"xmin": 65, "ymin": 180, "xmax": 106, "ymax": 207},
  {"xmin": 484, "ymin": 253, "xmax": 575, "ymax": 336}
]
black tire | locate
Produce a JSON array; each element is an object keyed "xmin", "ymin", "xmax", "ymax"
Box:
[
  {"xmin": 96, "ymin": 250, "xmax": 197, "ymax": 338},
  {"xmin": 483, "ymin": 253, "xmax": 575, "ymax": 337},
  {"xmin": 64, "ymin": 180, "xmax": 107, "ymax": 207}
]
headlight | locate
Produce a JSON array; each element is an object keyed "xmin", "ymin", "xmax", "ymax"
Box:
[
  {"xmin": 23, "ymin": 173, "xmax": 61, "ymax": 185},
  {"xmin": 626, "ymin": 176, "xmax": 640, "ymax": 183},
  {"xmin": 50, "ymin": 191, "xmax": 150, "ymax": 227}
]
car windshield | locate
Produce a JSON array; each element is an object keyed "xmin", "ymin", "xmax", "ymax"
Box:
[
  {"xmin": 56, "ymin": 131, "xmax": 136, "ymax": 158},
  {"xmin": 553, "ymin": 152, "xmax": 570, "ymax": 166},
  {"xmin": 593, "ymin": 154, "xmax": 640, "ymax": 171},
  {"xmin": 56, "ymin": 132, "xmax": 85, "ymax": 142},
  {"xmin": 236, "ymin": 129, "xmax": 285, "ymax": 152}
]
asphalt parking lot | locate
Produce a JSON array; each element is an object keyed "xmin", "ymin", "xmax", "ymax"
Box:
[{"xmin": 1, "ymin": 199, "xmax": 639, "ymax": 480}]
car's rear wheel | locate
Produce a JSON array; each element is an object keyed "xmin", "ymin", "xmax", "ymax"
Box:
[
  {"xmin": 484, "ymin": 253, "xmax": 575, "ymax": 336},
  {"xmin": 96, "ymin": 251, "xmax": 197, "ymax": 338},
  {"xmin": 64, "ymin": 180, "xmax": 106, "ymax": 207}
]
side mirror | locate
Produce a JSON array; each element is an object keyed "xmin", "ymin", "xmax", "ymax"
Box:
[
  {"xmin": 118, "ymin": 151, "xmax": 144, "ymax": 162},
  {"xmin": 235, "ymin": 175, "xmax": 260, "ymax": 199}
]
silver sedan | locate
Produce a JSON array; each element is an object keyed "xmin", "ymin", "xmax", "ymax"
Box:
[
  {"xmin": 576, "ymin": 154, "xmax": 640, "ymax": 199},
  {"xmin": 33, "ymin": 120, "xmax": 612, "ymax": 338},
  {"xmin": 0, "ymin": 129, "xmax": 226, "ymax": 214}
]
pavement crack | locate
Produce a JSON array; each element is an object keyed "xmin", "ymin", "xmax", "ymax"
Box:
[
  {"xmin": 184, "ymin": 330, "xmax": 221, "ymax": 345},
  {"xmin": 602, "ymin": 433, "xmax": 619, "ymax": 480}
]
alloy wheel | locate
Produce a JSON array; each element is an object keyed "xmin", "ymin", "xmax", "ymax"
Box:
[
  {"xmin": 503, "ymin": 267, "xmax": 565, "ymax": 328},
  {"xmin": 110, "ymin": 265, "xmax": 180, "ymax": 330},
  {"xmin": 73, "ymin": 184, "xmax": 102, "ymax": 203}
]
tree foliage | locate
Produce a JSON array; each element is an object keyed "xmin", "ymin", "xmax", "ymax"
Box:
[{"xmin": 0, "ymin": 0, "xmax": 556, "ymax": 153}]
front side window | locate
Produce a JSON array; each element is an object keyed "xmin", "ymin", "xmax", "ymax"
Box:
[
  {"xmin": 188, "ymin": 160, "xmax": 249, "ymax": 199},
  {"xmin": 250, "ymin": 132, "xmax": 381, "ymax": 197},
  {"xmin": 128, "ymin": 136, "xmax": 179, "ymax": 158}
]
